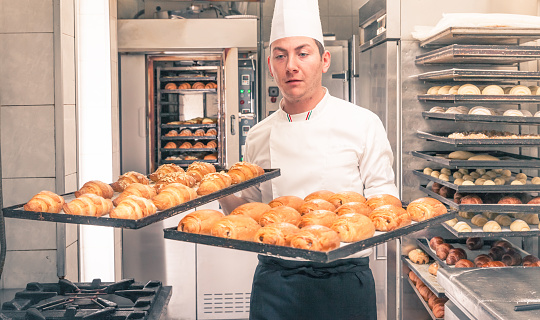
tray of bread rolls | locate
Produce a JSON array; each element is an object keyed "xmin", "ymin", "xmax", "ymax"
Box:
[
  {"xmin": 161, "ymin": 89, "xmax": 216, "ymax": 95},
  {"xmin": 418, "ymin": 95, "xmax": 540, "ymax": 104},
  {"xmin": 4, "ymin": 163, "xmax": 279, "ymax": 229},
  {"xmin": 422, "ymin": 111, "xmax": 540, "ymax": 125},
  {"xmin": 406, "ymin": 278, "xmax": 446, "ymax": 320},
  {"xmin": 442, "ymin": 213, "xmax": 540, "ymax": 237},
  {"xmin": 403, "ymin": 255, "xmax": 446, "ymax": 297},
  {"xmin": 417, "ymin": 131, "xmax": 540, "ymax": 146},
  {"xmin": 417, "ymin": 69, "xmax": 540, "ymax": 82},
  {"xmin": 415, "ymin": 45, "xmax": 540, "ymax": 65},
  {"xmin": 417, "ymin": 237, "xmax": 536, "ymax": 269},
  {"xmin": 163, "ymin": 193, "xmax": 457, "ymax": 263},
  {"xmin": 419, "ymin": 185, "xmax": 540, "ymax": 213},
  {"xmin": 411, "ymin": 151, "xmax": 540, "ymax": 168},
  {"xmin": 418, "ymin": 27, "xmax": 540, "ymax": 47}
]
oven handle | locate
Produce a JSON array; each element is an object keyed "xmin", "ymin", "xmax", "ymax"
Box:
[{"xmin": 230, "ymin": 115, "xmax": 236, "ymax": 135}]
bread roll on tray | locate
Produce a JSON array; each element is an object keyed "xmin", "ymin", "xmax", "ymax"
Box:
[
  {"xmin": 268, "ymin": 196, "xmax": 305, "ymax": 212},
  {"xmin": 197, "ymin": 172, "xmax": 232, "ymax": 196},
  {"xmin": 289, "ymin": 225, "xmax": 341, "ymax": 251},
  {"xmin": 75, "ymin": 180, "xmax": 114, "ymax": 199},
  {"xmin": 24, "ymin": 191, "xmax": 65, "ymax": 213},
  {"xmin": 408, "ymin": 249, "xmax": 429, "ymax": 264},
  {"xmin": 230, "ymin": 202, "xmax": 272, "ymax": 223},
  {"xmin": 334, "ymin": 202, "xmax": 372, "ymax": 217},
  {"xmin": 154, "ymin": 172, "xmax": 197, "ymax": 193},
  {"xmin": 152, "ymin": 183, "xmax": 197, "ymax": 211},
  {"xmin": 149, "ymin": 164, "xmax": 185, "ymax": 182},
  {"xmin": 406, "ymin": 197, "xmax": 447, "ymax": 222},
  {"xmin": 186, "ymin": 162, "xmax": 216, "ymax": 182},
  {"xmin": 298, "ymin": 210, "xmax": 338, "ymax": 228},
  {"xmin": 366, "ymin": 194, "xmax": 401, "ymax": 209},
  {"xmin": 211, "ymin": 215, "xmax": 261, "ymax": 241},
  {"xmin": 178, "ymin": 209, "xmax": 224, "ymax": 234},
  {"xmin": 330, "ymin": 213, "xmax": 375, "ymax": 242},
  {"xmin": 259, "ymin": 206, "xmax": 302, "ymax": 227},
  {"xmin": 63, "ymin": 194, "xmax": 113, "ymax": 217},
  {"xmin": 109, "ymin": 195, "xmax": 157, "ymax": 220},
  {"xmin": 227, "ymin": 162, "xmax": 264, "ymax": 184},
  {"xmin": 304, "ymin": 190, "xmax": 335, "ymax": 202},
  {"xmin": 111, "ymin": 171, "xmax": 150, "ymax": 192},
  {"xmin": 429, "ymin": 236, "xmax": 444, "ymax": 250},
  {"xmin": 299, "ymin": 199, "xmax": 336, "ymax": 215},
  {"xmin": 328, "ymin": 191, "xmax": 366, "ymax": 208}
]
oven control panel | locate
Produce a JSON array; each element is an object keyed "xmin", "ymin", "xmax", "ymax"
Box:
[{"xmin": 238, "ymin": 56, "xmax": 257, "ymax": 161}]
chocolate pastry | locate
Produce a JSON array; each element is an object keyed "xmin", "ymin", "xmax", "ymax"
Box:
[
  {"xmin": 489, "ymin": 246, "xmax": 506, "ymax": 261},
  {"xmin": 436, "ymin": 243, "xmax": 454, "ymax": 260},
  {"xmin": 523, "ymin": 255, "xmax": 540, "ymax": 267},
  {"xmin": 501, "ymin": 248, "xmax": 522, "ymax": 266},
  {"xmin": 429, "ymin": 236, "xmax": 445, "ymax": 250},
  {"xmin": 474, "ymin": 254, "xmax": 493, "ymax": 267},
  {"xmin": 492, "ymin": 240, "xmax": 513, "ymax": 252},
  {"xmin": 455, "ymin": 259, "xmax": 474, "ymax": 268},
  {"xmin": 466, "ymin": 237, "xmax": 484, "ymax": 250}
]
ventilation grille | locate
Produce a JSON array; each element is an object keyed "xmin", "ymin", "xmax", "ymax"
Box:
[{"xmin": 202, "ymin": 292, "xmax": 251, "ymax": 315}]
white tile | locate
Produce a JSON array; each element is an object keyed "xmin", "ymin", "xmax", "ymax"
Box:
[
  {"xmin": 328, "ymin": 0, "xmax": 352, "ymax": 16},
  {"xmin": 65, "ymin": 172, "xmax": 78, "ymax": 193},
  {"xmin": 65, "ymin": 241, "xmax": 79, "ymax": 281},
  {"xmin": 0, "ymin": 0, "xmax": 53, "ymax": 33},
  {"xmin": 2, "ymin": 178, "xmax": 56, "ymax": 207},
  {"xmin": 62, "ymin": 35, "xmax": 76, "ymax": 105},
  {"xmin": 61, "ymin": 0, "xmax": 75, "ymax": 37},
  {"xmin": 64, "ymin": 104, "xmax": 77, "ymax": 175},
  {"xmin": 5, "ymin": 218, "xmax": 57, "ymax": 250},
  {"xmin": 2, "ymin": 250, "xmax": 57, "ymax": 288}
]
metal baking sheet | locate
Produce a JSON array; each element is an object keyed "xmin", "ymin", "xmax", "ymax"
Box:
[
  {"xmin": 163, "ymin": 211, "xmax": 457, "ymax": 263},
  {"xmin": 161, "ymin": 89, "xmax": 217, "ymax": 94},
  {"xmin": 161, "ymin": 148, "xmax": 216, "ymax": 152},
  {"xmin": 442, "ymin": 216, "xmax": 540, "ymax": 238},
  {"xmin": 2, "ymin": 169, "xmax": 280, "ymax": 229},
  {"xmin": 416, "ymin": 238, "xmax": 530, "ymax": 269},
  {"xmin": 415, "ymin": 45, "xmax": 540, "ymax": 65},
  {"xmin": 160, "ymin": 159, "xmax": 218, "ymax": 167},
  {"xmin": 417, "ymin": 131, "xmax": 540, "ymax": 147},
  {"xmin": 416, "ymin": 69, "xmax": 540, "ymax": 82},
  {"xmin": 161, "ymin": 124, "xmax": 217, "ymax": 129},
  {"xmin": 419, "ymin": 186, "xmax": 540, "ymax": 213},
  {"xmin": 411, "ymin": 151, "xmax": 540, "ymax": 168},
  {"xmin": 406, "ymin": 278, "xmax": 443, "ymax": 320},
  {"xmin": 419, "ymin": 27, "xmax": 540, "ymax": 47},
  {"xmin": 418, "ymin": 94, "xmax": 540, "ymax": 103},
  {"xmin": 422, "ymin": 112, "xmax": 540, "ymax": 125},
  {"xmin": 402, "ymin": 256, "xmax": 446, "ymax": 298},
  {"xmin": 161, "ymin": 136, "xmax": 217, "ymax": 141},
  {"xmin": 160, "ymin": 76, "xmax": 216, "ymax": 82},
  {"xmin": 413, "ymin": 170, "xmax": 540, "ymax": 193}
]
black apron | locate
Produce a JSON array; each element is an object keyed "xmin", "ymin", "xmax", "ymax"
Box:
[{"xmin": 249, "ymin": 255, "xmax": 377, "ymax": 320}]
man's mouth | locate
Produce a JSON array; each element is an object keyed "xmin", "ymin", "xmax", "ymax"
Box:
[{"xmin": 286, "ymin": 79, "xmax": 301, "ymax": 83}]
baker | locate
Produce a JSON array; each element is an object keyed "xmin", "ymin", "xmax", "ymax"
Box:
[{"xmin": 219, "ymin": 0, "xmax": 399, "ymax": 319}]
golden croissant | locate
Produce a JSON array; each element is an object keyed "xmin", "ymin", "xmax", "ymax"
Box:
[
  {"xmin": 113, "ymin": 183, "xmax": 157, "ymax": 207},
  {"xmin": 298, "ymin": 210, "xmax": 338, "ymax": 228},
  {"xmin": 178, "ymin": 209, "xmax": 224, "ymax": 234},
  {"xmin": 227, "ymin": 162, "xmax": 265, "ymax": 184},
  {"xmin": 111, "ymin": 171, "xmax": 150, "ymax": 192},
  {"xmin": 75, "ymin": 180, "xmax": 114, "ymax": 199},
  {"xmin": 335, "ymin": 202, "xmax": 372, "ymax": 217},
  {"xmin": 406, "ymin": 197, "xmax": 447, "ymax": 222},
  {"xmin": 23, "ymin": 190, "xmax": 65, "ymax": 213},
  {"xmin": 510, "ymin": 219, "xmax": 530, "ymax": 231},
  {"xmin": 230, "ymin": 202, "xmax": 272, "ymax": 224},
  {"xmin": 154, "ymin": 172, "xmax": 197, "ymax": 193},
  {"xmin": 289, "ymin": 225, "xmax": 341, "ymax": 252},
  {"xmin": 299, "ymin": 199, "xmax": 336, "ymax": 215},
  {"xmin": 152, "ymin": 183, "xmax": 197, "ymax": 210},
  {"xmin": 109, "ymin": 195, "xmax": 157, "ymax": 220},
  {"xmin": 210, "ymin": 215, "xmax": 261, "ymax": 241},
  {"xmin": 509, "ymin": 85, "xmax": 532, "ymax": 95},
  {"xmin": 197, "ymin": 172, "xmax": 232, "ymax": 196},
  {"xmin": 369, "ymin": 205, "xmax": 411, "ymax": 232},
  {"xmin": 304, "ymin": 190, "xmax": 335, "ymax": 202},
  {"xmin": 268, "ymin": 196, "xmax": 305, "ymax": 212},
  {"xmin": 63, "ymin": 194, "xmax": 113, "ymax": 217},
  {"xmin": 186, "ymin": 161, "xmax": 216, "ymax": 182},
  {"xmin": 328, "ymin": 191, "xmax": 366, "ymax": 208},
  {"xmin": 149, "ymin": 164, "xmax": 185, "ymax": 182},
  {"xmin": 331, "ymin": 213, "xmax": 375, "ymax": 242},
  {"xmin": 253, "ymin": 222, "xmax": 299, "ymax": 246},
  {"xmin": 259, "ymin": 206, "xmax": 302, "ymax": 227}
]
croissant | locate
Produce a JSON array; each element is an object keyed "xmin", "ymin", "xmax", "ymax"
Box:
[
  {"xmin": 178, "ymin": 82, "xmax": 191, "ymax": 90},
  {"xmin": 453, "ymin": 221, "xmax": 472, "ymax": 232},
  {"xmin": 179, "ymin": 142, "xmax": 192, "ymax": 149},
  {"xmin": 466, "ymin": 237, "xmax": 484, "ymax": 250},
  {"xmin": 299, "ymin": 199, "xmax": 336, "ymax": 215},
  {"xmin": 523, "ymin": 214, "xmax": 539, "ymax": 225},
  {"xmin": 165, "ymin": 130, "xmax": 178, "ymax": 137},
  {"xmin": 193, "ymin": 129, "xmax": 205, "ymax": 136},
  {"xmin": 522, "ymin": 255, "xmax": 540, "ymax": 267},
  {"xmin": 432, "ymin": 302, "xmax": 445, "ymax": 318},
  {"xmin": 23, "ymin": 191, "xmax": 65, "ymax": 213},
  {"xmin": 498, "ymin": 196, "xmax": 522, "ymax": 204},
  {"xmin": 197, "ymin": 172, "xmax": 232, "ymax": 196},
  {"xmin": 253, "ymin": 222, "xmax": 300, "ymax": 246},
  {"xmin": 492, "ymin": 240, "xmax": 513, "ymax": 251},
  {"xmin": 436, "ymin": 243, "xmax": 453, "ymax": 260},
  {"xmin": 164, "ymin": 83, "xmax": 177, "ymax": 90},
  {"xmin": 298, "ymin": 210, "xmax": 338, "ymax": 228},
  {"xmin": 489, "ymin": 246, "xmax": 506, "ymax": 261},
  {"xmin": 419, "ymin": 285, "xmax": 434, "ymax": 301},
  {"xmin": 366, "ymin": 194, "xmax": 401, "ymax": 210},
  {"xmin": 75, "ymin": 180, "xmax": 114, "ymax": 199},
  {"xmin": 328, "ymin": 191, "xmax": 367, "ymax": 208},
  {"xmin": 259, "ymin": 206, "xmax": 302, "ymax": 227},
  {"xmin": 429, "ymin": 236, "xmax": 444, "ymax": 250},
  {"xmin": 482, "ymin": 85, "xmax": 504, "ymax": 95},
  {"xmin": 494, "ymin": 214, "xmax": 512, "ymax": 227},
  {"xmin": 204, "ymin": 154, "xmax": 217, "ymax": 160},
  {"xmin": 210, "ymin": 215, "xmax": 261, "ymax": 241},
  {"xmin": 192, "ymin": 82, "xmax": 205, "ymax": 89},
  {"xmin": 437, "ymin": 85, "xmax": 452, "ymax": 95},
  {"xmin": 509, "ymin": 85, "xmax": 532, "ymax": 95},
  {"xmin": 427, "ymin": 86, "xmax": 441, "ymax": 95},
  {"xmin": 179, "ymin": 129, "xmax": 192, "ymax": 136},
  {"xmin": 63, "ymin": 194, "xmax": 113, "ymax": 217},
  {"xmin": 504, "ymin": 109, "xmax": 524, "ymax": 117},
  {"xmin": 409, "ymin": 270, "xmax": 420, "ymax": 284},
  {"xmin": 154, "ymin": 172, "xmax": 197, "ymax": 193},
  {"xmin": 304, "ymin": 190, "xmax": 335, "ymax": 202},
  {"xmin": 406, "ymin": 197, "xmax": 447, "ymax": 222},
  {"xmin": 510, "ymin": 219, "xmax": 530, "ymax": 231},
  {"xmin": 468, "ymin": 106, "xmax": 493, "ymax": 115},
  {"xmin": 186, "ymin": 161, "xmax": 216, "ymax": 182},
  {"xmin": 446, "ymin": 248, "xmax": 467, "ymax": 265},
  {"xmin": 149, "ymin": 164, "xmax": 185, "ymax": 182},
  {"xmin": 482, "ymin": 261, "xmax": 507, "ymax": 268},
  {"xmin": 335, "ymin": 202, "xmax": 372, "ymax": 217},
  {"xmin": 178, "ymin": 209, "xmax": 224, "ymax": 234},
  {"xmin": 164, "ymin": 142, "xmax": 177, "ymax": 149},
  {"xmin": 330, "ymin": 213, "xmax": 375, "ymax": 242},
  {"xmin": 205, "ymin": 128, "xmax": 217, "ymax": 136},
  {"xmin": 474, "ymin": 254, "xmax": 493, "ymax": 267},
  {"xmin": 230, "ymin": 202, "xmax": 272, "ymax": 223},
  {"xmin": 483, "ymin": 221, "xmax": 501, "ymax": 232},
  {"xmin": 445, "ymin": 218, "xmax": 458, "ymax": 227},
  {"xmin": 227, "ymin": 162, "xmax": 265, "ymax": 184},
  {"xmin": 111, "ymin": 171, "xmax": 150, "ymax": 192},
  {"xmin": 459, "ymin": 211, "xmax": 475, "ymax": 219},
  {"xmin": 289, "ymin": 225, "xmax": 341, "ymax": 251},
  {"xmin": 369, "ymin": 205, "xmax": 411, "ymax": 232},
  {"xmin": 502, "ymin": 249, "xmax": 522, "ymax": 266},
  {"xmin": 408, "ymin": 249, "xmax": 430, "ymax": 264},
  {"xmin": 457, "ymin": 83, "xmax": 481, "ymax": 95},
  {"xmin": 206, "ymin": 140, "xmax": 218, "ymax": 149},
  {"xmin": 109, "ymin": 195, "xmax": 157, "ymax": 220},
  {"xmin": 152, "ymin": 183, "xmax": 197, "ymax": 210},
  {"xmin": 449, "ymin": 85, "xmax": 460, "ymax": 94},
  {"xmin": 428, "ymin": 106, "xmax": 446, "ymax": 113},
  {"xmin": 205, "ymin": 82, "xmax": 217, "ymax": 89},
  {"xmin": 268, "ymin": 196, "xmax": 305, "ymax": 212},
  {"xmin": 113, "ymin": 183, "xmax": 157, "ymax": 207}
]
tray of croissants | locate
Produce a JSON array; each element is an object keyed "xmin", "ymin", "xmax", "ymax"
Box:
[
  {"xmin": 163, "ymin": 194, "xmax": 457, "ymax": 262},
  {"xmin": 407, "ymin": 269, "xmax": 447, "ymax": 320},
  {"xmin": 6, "ymin": 162, "xmax": 279, "ymax": 229}
]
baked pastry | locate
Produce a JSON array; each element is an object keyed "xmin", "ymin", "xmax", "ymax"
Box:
[
  {"xmin": 509, "ymin": 85, "xmax": 532, "ymax": 95},
  {"xmin": 419, "ymin": 286, "xmax": 434, "ymax": 302},
  {"xmin": 178, "ymin": 209, "xmax": 224, "ymax": 234},
  {"xmin": 165, "ymin": 130, "xmax": 178, "ymax": 137},
  {"xmin": 193, "ymin": 129, "xmax": 205, "ymax": 137},
  {"xmin": 454, "ymin": 221, "xmax": 472, "ymax": 232},
  {"xmin": 471, "ymin": 214, "xmax": 488, "ymax": 227},
  {"xmin": 178, "ymin": 82, "xmax": 191, "ymax": 89},
  {"xmin": 328, "ymin": 191, "xmax": 367, "ymax": 208},
  {"xmin": 482, "ymin": 261, "xmax": 507, "ymax": 268},
  {"xmin": 113, "ymin": 183, "xmax": 157, "ymax": 207},
  {"xmin": 192, "ymin": 142, "xmax": 205, "ymax": 149},
  {"xmin": 206, "ymin": 140, "xmax": 218, "ymax": 149},
  {"xmin": 186, "ymin": 161, "xmax": 216, "ymax": 182},
  {"xmin": 268, "ymin": 196, "xmax": 305, "ymax": 212},
  {"xmin": 154, "ymin": 172, "xmax": 197, "ymax": 193},
  {"xmin": 205, "ymin": 128, "xmax": 218, "ymax": 136},
  {"xmin": 109, "ymin": 195, "xmax": 157, "ymax": 220},
  {"xmin": 429, "ymin": 236, "xmax": 445, "ymax": 250},
  {"xmin": 428, "ymin": 106, "xmax": 446, "ymax": 113},
  {"xmin": 483, "ymin": 221, "xmax": 501, "ymax": 232},
  {"xmin": 298, "ymin": 210, "xmax": 338, "ymax": 228},
  {"xmin": 230, "ymin": 202, "xmax": 272, "ymax": 223},
  {"xmin": 482, "ymin": 211, "xmax": 499, "ymax": 220},
  {"xmin": 75, "ymin": 180, "xmax": 114, "ymax": 199},
  {"xmin": 502, "ymin": 248, "xmax": 522, "ymax": 266},
  {"xmin": 504, "ymin": 109, "xmax": 524, "ymax": 117},
  {"xmin": 446, "ymin": 106, "xmax": 468, "ymax": 114},
  {"xmin": 253, "ymin": 222, "xmax": 300, "ymax": 246},
  {"xmin": 304, "ymin": 190, "xmax": 335, "ymax": 202},
  {"xmin": 494, "ymin": 214, "xmax": 512, "ymax": 227},
  {"xmin": 469, "ymin": 106, "xmax": 493, "ymax": 115},
  {"xmin": 63, "ymin": 194, "xmax": 113, "ymax": 217},
  {"xmin": 227, "ymin": 162, "xmax": 265, "ymax": 184},
  {"xmin": 111, "ymin": 171, "xmax": 150, "ymax": 192},
  {"xmin": 179, "ymin": 142, "xmax": 192, "ymax": 149},
  {"xmin": 164, "ymin": 142, "xmax": 177, "ymax": 149},
  {"xmin": 449, "ymin": 85, "xmax": 460, "ymax": 94},
  {"xmin": 427, "ymin": 86, "xmax": 441, "ymax": 94},
  {"xmin": 437, "ymin": 85, "xmax": 452, "ymax": 95},
  {"xmin": 289, "ymin": 225, "xmax": 341, "ymax": 251},
  {"xmin": 468, "ymin": 154, "xmax": 500, "ymax": 161},
  {"xmin": 179, "ymin": 129, "xmax": 192, "ymax": 136},
  {"xmin": 458, "ymin": 211, "xmax": 474, "ymax": 219},
  {"xmin": 439, "ymin": 186, "xmax": 455, "ymax": 198},
  {"xmin": 428, "ymin": 262, "xmax": 439, "ymax": 276},
  {"xmin": 492, "ymin": 240, "xmax": 513, "ymax": 251},
  {"xmin": 210, "ymin": 215, "xmax": 261, "ymax": 241},
  {"xmin": 510, "ymin": 219, "xmax": 530, "ymax": 231},
  {"xmin": 152, "ymin": 183, "xmax": 197, "ymax": 210},
  {"xmin": 457, "ymin": 83, "xmax": 481, "ymax": 95},
  {"xmin": 406, "ymin": 197, "xmax": 447, "ymax": 222},
  {"xmin": 523, "ymin": 214, "xmax": 539, "ymax": 225},
  {"xmin": 474, "ymin": 254, "xmax": 493, "ymax": 267},
  {"xmin": 259, "ymin": 206, "xmax": 302, "ymax": 227},
  {"xmin": 481, "ymin": 85, "xmax": 504, "ymax": 95},
  {"xmin": 432, "ymin": 300, "xmax": 446, "ymax": 318},
  {"xmin": 369, "ymin": 205, "xmax": 411, "ymax": 231},
  {"xmin": 489, "ymin": 246, "xmax": 506, "ymax": 261},
  {"xmin": 455, "ymin": 259, "xmax": 474, "ymax": 268},
  {"xmin": 205, "ymin": 82, "xmax": 217, "ymax": 89},
  {"xmin": 460, "ymin": 195, "xmax": 482, "ymax": 204},
  {"xmin": 164, "ymin": 83, "xmax": 177, "ymax": 90},
  {"xmin": 330, "ymin": 213, "xmax": 375, "ymax": 242},
  {"xmin": 466, "ymin": 237, "xmax": 484, "ymax": 250},
  {"xmin": 335, "ymin": 202, "xmax": 372, "ymax": 217},
  {"xmin": 448, "ymin": 150, "xmax": 475, "ymax": 160},
  {"xmin": 445, "ymin": 218, "xmax": 458, "ymax": 227},
  {"xmin": 365, "ymin": 194, "xmax": 401, "ymax": 210},
  {"xmin": 409, "ymin": 270, "xmax": 420, "ymax": 284},
  {"xmin": 528, "ymin": 197, "xmax": 540, "ymax": 204},
  {"xmin": 431, "ymin": 182, "xmax": 442, "ymax": 194},
  {"xmin": 446, "ymin": 248, "xmax": 467, "ymax": 265},
  {"xmin": 408, "ymin": 249, "xmax": 430, "ymax": 264},
  {"xmin": 149, "ymin": 164, "xmax": 184, "ymax": 182},
  {"xmin": 498, "ymin": 196, "xmax": 522, "ymax": 204},
  {"xmin": 197, "ymin": 172, "xmax": 232, "ymax": 196},
  {"xmin": 204, "ymin": 154, "xmax": 217, "ymax": 160},
  {"xmin": 192, "ymin": 82, "xmax": 205, "ymax": 89},
  {"xmin": 299, "ymin": 199, "xmax": 336, "ymax": 215},
  {"xmin": 523, "ymin": 255, "xmax": 540, "ymax": 267}
]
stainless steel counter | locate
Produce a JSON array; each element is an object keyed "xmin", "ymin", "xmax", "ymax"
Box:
[{"xmin": 438, "ymin": 267, "xmax": 540, "ymax": 320}]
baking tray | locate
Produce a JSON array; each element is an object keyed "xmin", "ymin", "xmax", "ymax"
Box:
[
  {"xmin": 160, "ymin": 159, "xmax": 218, "ymax": 167},
  {"xmin": 161, "ymin": 136, "xmax": 217, "ymax": 141},
  {"xmin": 416, "ymin": 238, "xmax": 530, "ymax": 268},
  {"xmin": 412, "ymin": 170, "xmax": 540, "ymax": 193},
  {"xmin": 2, "ymin": 169, "xmax": 280, "ymax": 229},
  {"xmin": 402, "ymin": 256, "xmax": 446, "ymax": 298},
  {"xmin": 161, "ymin": 89, "xmax": 217, "ymax": 94},
  {"xmin": 415, "ymin": 45, "xmax": 540, "ymax": 65},
  {"xmin": 160, "ymin": 76, "xmax": 216, "ymax": 82},
  {"xmin": 161, "ymin": 148, "xmax": 216, "ymax": 152},
  {"xmin": 442, "ymin": 216, "xmax": 540, "ymax": 238},
  {"xmin": 418, "ymin": 94, "xmax": 540, "ymax": 104},
  {"xmin": 419, "ymin": 27, "xmax": 540, "ymax": 47},
  {"xmin": 163, "ymin": 211, "xmax": 457, "ymax": 263},
  {"xmin": 416, "ymin": 69, "xmax": 540, "ymax": 82},
  {"xmin": 419, "ymin": 185, "xmax": 540, "ymax": 213},
  {"xmin": 161, "ymin": 124, "xmax": 217, "ymax": 129},
  {"xmin": 422, "ymin": 112, "xmax": 540, "ymax": 125},
  {"xmin": 411, "ymin": 151, "xmax": 540, "ymax": 168},
  {"xmin": 417, "ymin": 131, "xmax": 540, "ymax": 147},
  {"xmin": 406, "ymin": 278, "xmax": 443, "ymax": 320}
]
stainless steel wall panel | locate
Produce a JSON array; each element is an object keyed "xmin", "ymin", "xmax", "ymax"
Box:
[
  {"xmin": 65, "ymin": 224, "xmax": 78, "ymax": 248},
  {"xmin": 1, "ymin": 250, "xmax": 57, "ymax": 288},
  {"xmin": 0, "ymin": 0, "xmax": 53, "ymax": 33},
  {"xmin": 5, "ymin": 219, "xmax": 56, "ymax": 251},
  {"xmin": 61, "ymin": 35, "xmax": 76, "ymax": 105},
  {"xmin": 1, "ymin": 177, "xmax": 55, "ymax": 207}
]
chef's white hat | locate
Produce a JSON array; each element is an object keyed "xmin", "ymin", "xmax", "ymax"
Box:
[{"xmin": 269, "ymin": 0, "xmax": 324, "ymax": 46}]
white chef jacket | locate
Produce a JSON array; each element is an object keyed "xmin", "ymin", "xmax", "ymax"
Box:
[{"xmin": 241, "ymin": 89, "xmax": 399, "ymax": 258}]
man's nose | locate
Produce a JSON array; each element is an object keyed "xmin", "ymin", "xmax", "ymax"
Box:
[{"xmin": 286, "ymin": 56, "xmax": 298, "ymax": 72}]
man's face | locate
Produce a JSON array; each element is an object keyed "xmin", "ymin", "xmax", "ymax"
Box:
[{"xmin": 268, "ymin": 36, "xmax": 331, "ymax": 103}]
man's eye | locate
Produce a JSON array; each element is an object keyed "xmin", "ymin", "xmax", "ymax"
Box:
[
  {"xmin": 299, "ymin": 53, "xmax": 308, "ymax": 57},
  {"xmin": 275, "ymin": 55, "xmax": 285, "ymax": 59}
]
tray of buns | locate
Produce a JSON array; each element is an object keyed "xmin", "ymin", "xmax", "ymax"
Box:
[
  {"xmin": 161, "ymin": 159, "xmax": 217, "ymax": 166},
  {"xmin": 413, "ymin": 170, "xmax": 540, "ymax": 193},
  {"xmin": 419, "ymin": 186, "xmax": 540, "ymax": 213},
  {"xmin": 422, "ymin": 111, "xmax": 540, "ymax": 125},
  {"xmin": 411, "ymin": 151, "xmax": 540, "ymax": 168},
  {"xmin": 161, "ymin": 136, "xmax": 217, "ymax": 141},
  {"xmin": 415, "ymin": 44, "xmax": 540, "ymax": 65},
  {"xmin": 416, "ymin": 69, "xmax": 540, "ymax": 82},
  {"xmin": 3, "ymin": 167, "xmax": 280, "ymax": 229},
  {"xmin": 406, "ymin": 278, "xmax": 445, "ymax": 320},
  {"xmin": 416, "ymin": 237, "xmax": 533, "ymax": 269},
  {"xmin": 418, "ymin": 27, "xmax": 540, "ymax": 47},
  {"xmin": 418, "ymin": 94, "xmax": 540, "ymax": 103},
  {"xmin": 417, "ymin": 131, "xmax": 540, "ymax": 146},
  {"xmin": 402, "ymin": 256, "xmax": 446, "ymax": 297},
  {"xmin": 442, "ymin": 215, "xmax": 540, "ymax": 237},
  {"xmin": 162, "ymin": 124, "xmax": 217, "ymax": 129},
  {"xmin": 160, "ymin": 76, "xmax": 216, "ymax": 82}
]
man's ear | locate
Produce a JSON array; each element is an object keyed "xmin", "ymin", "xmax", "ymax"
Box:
[
  {"xmin": 321, "ymin": 50, "xmax": 331, "ymax": 73},
  {"xmin": 267, "ymin": 56, "xmax": 273, "ymax": 77}
]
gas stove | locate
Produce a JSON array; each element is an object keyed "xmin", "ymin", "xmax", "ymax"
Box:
[{"xmin": 0, "ymin": 278, "xmax": 171, "ymax": 320}]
